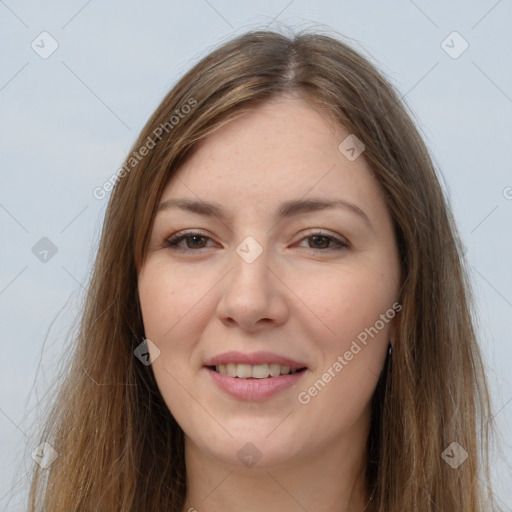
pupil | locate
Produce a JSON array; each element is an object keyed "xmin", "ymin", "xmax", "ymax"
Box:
[
  {"xmin": 311, "ymin": 236, "xmax": 328, "ymax": 248},
  {"xmin": 189, "ymin": 235, "xmax": 205, "ymax": 248}
]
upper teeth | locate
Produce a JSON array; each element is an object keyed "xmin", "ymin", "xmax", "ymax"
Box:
[{"xmin": 215, "ymin": 363, "xmax": 300, "ymax": 378}]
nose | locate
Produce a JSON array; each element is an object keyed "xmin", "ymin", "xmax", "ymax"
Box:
[{"xmin": 215, "ymin": 240, "xmax": 289, "ymax": 332}]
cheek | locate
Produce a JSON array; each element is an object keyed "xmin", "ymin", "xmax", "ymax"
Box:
[
  {"xmin": 137, "ymin": 263, "xmax": 202, "ymax": 409},
  {"xmin": 292, "ymin": 266, "xmax": 395, "ymax": 431},
  {"xmin": 137, "ymin": 258, "xmax": 226, "ymax": 382},
  {"xmin": 138, "ymin": 260, "xmax": 211, "ymax": 343},
  {"xmin": 295, "ymin": 259, "xmax": 399, "ymax": 349},
  {"xmin": 137, "ymin": 261, "xmax": 208, "ymax": 423}
]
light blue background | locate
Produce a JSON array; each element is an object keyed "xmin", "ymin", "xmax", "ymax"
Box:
[{"xmin": 1, "ymin": 1, "xmax": 511, "ymax": 510}]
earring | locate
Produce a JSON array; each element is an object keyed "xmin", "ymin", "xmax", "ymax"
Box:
[{"xmin": 388, "ymin": 343, "xmax": 393, "ymax": 356}]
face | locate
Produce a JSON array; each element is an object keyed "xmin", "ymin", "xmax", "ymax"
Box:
[{"xmin": 137, "ymin": 95, "xmax": 401, "ymax": 470}]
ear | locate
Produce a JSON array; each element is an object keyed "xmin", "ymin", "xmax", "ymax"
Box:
[{"xmin": 388, "ymin": 307, "xmax": 400, "ymax": 348}]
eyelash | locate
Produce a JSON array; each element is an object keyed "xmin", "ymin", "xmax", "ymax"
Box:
[{"xmin": 162, "ymin": 230, "xmax": 350, "ymax": 253}]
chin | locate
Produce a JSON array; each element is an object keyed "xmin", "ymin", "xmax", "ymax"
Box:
[{"xmin": 187, "ymin": 427, "xmax": 304, "ymax": 470}]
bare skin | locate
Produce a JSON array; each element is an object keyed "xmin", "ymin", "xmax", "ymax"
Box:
[{"xmin": 138, "ymin": 95, "xmax": 401, "ymax": 511}]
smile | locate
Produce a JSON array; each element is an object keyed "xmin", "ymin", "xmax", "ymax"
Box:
[{"xmin": 203, "ymin": 351, "xmax": 309, "ymax": 400}]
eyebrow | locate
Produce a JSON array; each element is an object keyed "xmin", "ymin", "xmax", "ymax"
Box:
[{"xmin": 156, "ymin": 197, "xmax": 373, "ymax": 229}]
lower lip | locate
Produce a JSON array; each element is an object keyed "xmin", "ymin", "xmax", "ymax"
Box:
[{"xmin": 205, "ymin": 367, "xmax": 307, "ymax": 401}]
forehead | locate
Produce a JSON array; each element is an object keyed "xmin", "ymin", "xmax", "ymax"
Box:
[{"xmin": 160, "ymin": 96, "xmax": 382, "ymax": 216}]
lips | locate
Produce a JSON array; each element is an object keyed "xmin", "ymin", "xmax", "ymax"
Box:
[{"xmin": 203, "ymin": 351, "xmax": 308, "ymax": 400}]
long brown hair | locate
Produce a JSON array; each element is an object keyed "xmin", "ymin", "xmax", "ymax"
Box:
[{"xmin": 28, "ymin": 28, "xmax": 498, "ymax": 511}]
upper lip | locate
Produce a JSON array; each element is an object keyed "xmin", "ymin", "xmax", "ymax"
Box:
[{"xmin": 204, "ymin": 351, "xmax": 308, "ymax": 370}]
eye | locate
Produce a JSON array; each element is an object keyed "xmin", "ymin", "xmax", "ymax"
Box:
[
  {"xmin": 163, "ymin": 231, "xmax": 216, "ymax": 252},
  {"xmin": 297, "ymin": 232, "xmax": 349, "ymax": 251}
]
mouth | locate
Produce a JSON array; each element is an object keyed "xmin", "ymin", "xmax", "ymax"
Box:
[
  {"xmin": 203, "ymin": 351, "xmax": 309, "ymax": 400},
  {"xmin": 206, "ymin": 363, "xmax": 308, "ymax": 379}
]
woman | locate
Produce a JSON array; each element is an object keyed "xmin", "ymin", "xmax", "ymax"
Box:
[{"xmin": 29, "ymin": 29, "xmax": 498, "ymax": 511}]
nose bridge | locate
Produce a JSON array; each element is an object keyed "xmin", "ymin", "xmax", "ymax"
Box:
[
  {"xmin": 235, "ymin": 234, "xmax": 266, "ymax": 266},
  {"xmin": 229, "ymin": 233, "xmax": 271, "ymax": 294}
]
